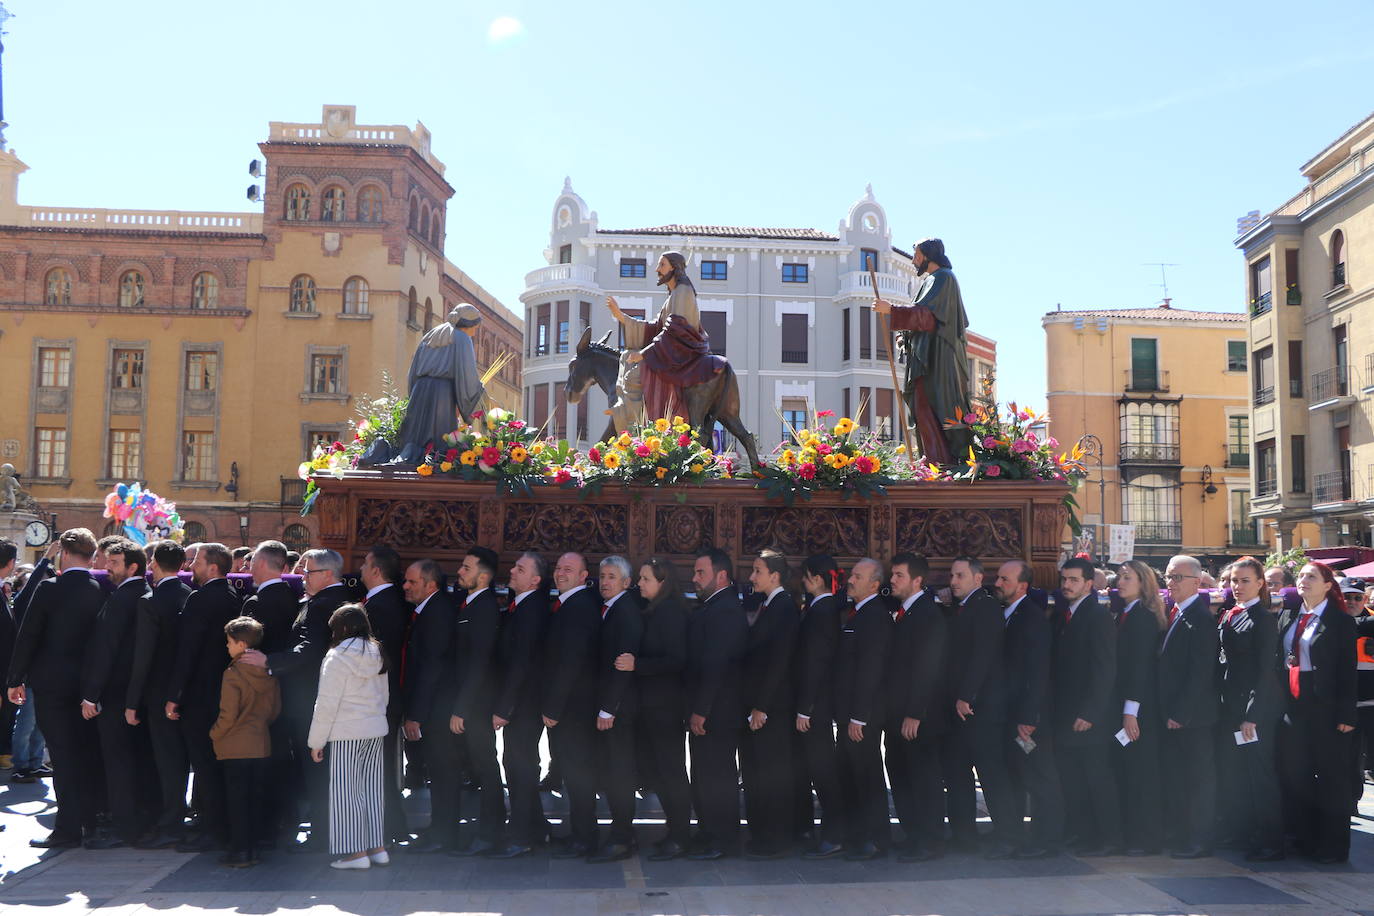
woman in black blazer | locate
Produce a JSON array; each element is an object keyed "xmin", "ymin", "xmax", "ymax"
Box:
[
  {"xmin": 1278, "ymin": 562, "xmax": 1357, "ymax": 864},
  {"xmin": 1112, "ymin": 559, "xmax": 1165, "ymax": 855},
  {"xmin": 614, "ymin": 558, "xmax": 692, "ymax": 861}
]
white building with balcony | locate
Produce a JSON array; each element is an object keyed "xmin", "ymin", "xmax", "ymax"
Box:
[{"xmin": 519, "ymin": 181, "xmax": 996, "ymax": 455}]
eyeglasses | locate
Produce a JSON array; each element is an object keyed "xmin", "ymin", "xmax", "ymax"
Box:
[
  {"xmin": 301, "ymin": 568, "xmax": 327, "ymax": 576},
  {"xmin": 1164, "ymin": 574, "xmax": 1198, "ymax": 583}
]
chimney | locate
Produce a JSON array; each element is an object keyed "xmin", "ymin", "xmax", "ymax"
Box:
[{"xmin": 1160, "ymin": 298, "xmax": 1172, "ymax": 309}]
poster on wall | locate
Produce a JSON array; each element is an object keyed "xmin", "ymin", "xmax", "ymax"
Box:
[{"xmin": 1109, "ymin": 524, "xmax": 1136, "ymax": 564}]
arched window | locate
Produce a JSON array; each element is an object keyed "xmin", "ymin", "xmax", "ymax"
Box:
[
  {"xmin": 281, "ymin": 523, "xmax": 310, "ymax": 553},
  {"xmin": 430, "ymin": 213, "xmax": 442, "ymax": 246},
  {"xmin": 182, "ymin": 520, "xmax": 208, "ymax": 544},
  {"xmin": 357, "ymin": 186, "xmax": 383, "ymax": 222},
  {"xmin": 191, "ymin": 271, "xmax": 218, "ymax": 309},
  {"xmin": 407, "ymin": 287, "xmax": 420, "ymax": 326},
  {"xmin": 408, "ymin": 197, "xmax": 419, "ymax": 231},
  {"xmin": 424, "ymin": 297, "xmax": 435, "ymax": 331},
  {"xmin": 419, "ymin": 203, "xmax": 431, "ymax": 240},
  {"xmin": 1332, "ymin": 229, "xmax": 1346, "ymax": 287},
  {"xmin": 45, "ymin": 267, "xmax": 72, "ymax": 305},
  {"xmin": 119, "ymin": 270, "xmax": 145, "ymax": 308},
  {"xmin": 284, "ymin": 184, "xmax": 311, "ymax": 221},
  {"xmin": 321, "ymin": 186, "xmax": 346, "ymax": 222},
  {"xmin": 290, "ymin": 275, "xmax": 317, "ymax": 313},
  {"xmin": 342, "ymin": 276, "xmax": 369, "ymax": 314}
]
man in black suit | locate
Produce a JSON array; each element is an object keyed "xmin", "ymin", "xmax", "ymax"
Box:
[
  {"xmin": 0, "ymin": 538, "xmax": 18, "ymax": 767},
  {"xmin": 793, "ymin": 563, "xmax": 845, "ymax": 859},
  {"xmin": 884, "ymin": 552, "xmax": 948, "ymax": 862},
  {"xmin": 166, "ymin": 542, "xmax": 243, "ymax": 852},
  {"xmin": 7, "ymin": 528, "xmax": 106, "ymax": 848},
  {"xmin": 124, "ymin": 540, "xmax": 192, "ymax": 848},
  {"xmin": 541, "ymin": 552, "xmax": 602, "ymax": 858},
  {"xmin": 448, "ymin": 546, "xmax": 504, "ymax": 856},
  {"xmin": 359, "ymin": 544, "xmax": 412, "ymax": 844},
  {"xmin": 81, "ymin": 539, "xmax": 154, "ymax": 847},
  {"xmin": 834, "ymin": 557, "xmax": 891, "ymax": 860},
  {"xmin": 1159, "ymin": 554, "xmax": 1220, "ymax": 858},
  {"xmin": 586, "ymin": 555, "xmax": 644, "ymax": 863},
  {"xmin": 941, "ymin": 555, "xmax": 1016, "ymax": 857},
  {"xmin": 400, "ymin": 559, "xmax": 460, "ymax": 852},
  {"xmin": 684, "ymin": 548, "xmax": 749, "ymax": 860},
  {"xmin": 487, "ymin": 551, "xmax": 550, "ymax": 859}
]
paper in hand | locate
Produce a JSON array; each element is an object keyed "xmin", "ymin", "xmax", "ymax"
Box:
[
  {"xmin": 1115, "ymin": 728, "xmax": 1132, "ymax": 746},
  {"xmin": 1014, "ymin": 735, "xmax": 1037, "ymax": 755},
  {"xmin": 1234, "ymin": 728, "xmax": 1258, "ymax": 746}
]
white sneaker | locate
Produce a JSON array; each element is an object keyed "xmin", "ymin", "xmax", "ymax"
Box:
[
  {"xmin": 368, "ymin": 850, "xmax": 390, "ymax": 866},
  {"xmin": 330, "ymin": 856, "xmax": 371, "ymax": 870}
]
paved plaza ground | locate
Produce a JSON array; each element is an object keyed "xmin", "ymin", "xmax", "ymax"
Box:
[{"xmin": 1, "ymin": 774, "xmax": 1372, "ymax": 915}]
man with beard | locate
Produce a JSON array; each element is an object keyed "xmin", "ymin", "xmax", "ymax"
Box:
[{"xmin": 387, "ymin": 303, "xmax": 488, "ymax": 465}]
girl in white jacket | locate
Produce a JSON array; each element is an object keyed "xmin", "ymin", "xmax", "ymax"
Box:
[{"xmin": 308, "ymin": 603, "xmax": 390, "ymax": 869}]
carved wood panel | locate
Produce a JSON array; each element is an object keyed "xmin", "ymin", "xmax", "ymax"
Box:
[
  {"xmin": 652, "ymin": 504, "xmax": 716, "ymax": 556},
  {"xmin": 741, "ymin": 506, "xmax": 869, "ymax": 558},
  {"xmin": 501, "ymin": 501, "xmax": 627, "ymax": 555},
  {"xmin": 355, "ymin": 498, "xmax": 477, "ymax": 550},
  {"xmin": 893, "ymin": 507, "xmax": 1023, "ymax": 558}
]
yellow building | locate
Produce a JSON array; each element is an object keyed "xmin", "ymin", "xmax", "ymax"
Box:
[
  {"xmin": 0, "ymin": 106, "xmax": 522, "ymax": 554},
  {"xmin": 1236, "ymin": 110, "xmax": 1374, "ymax": 549},
  {"xmin": 1042, "ymin": 303, "xmax": 1311, "ymax": 570}
]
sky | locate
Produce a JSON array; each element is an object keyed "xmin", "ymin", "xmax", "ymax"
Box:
[{"xmin": 7, "ymin": 0, "xmax": 1374, "ymax": 407}]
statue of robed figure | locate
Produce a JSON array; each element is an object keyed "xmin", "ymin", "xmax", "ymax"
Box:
[
  {"xmin": 384, "ymin": 303, "xmax": 487, "ymax": 465},
  {"xmin": 874, "ymin": 238, "xmax": 972, "ymax": 466}
]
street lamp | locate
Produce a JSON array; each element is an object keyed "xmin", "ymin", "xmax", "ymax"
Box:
[{"xmin": 1079, "ymin": 433, "xmax": 1107, "ymax": 566}]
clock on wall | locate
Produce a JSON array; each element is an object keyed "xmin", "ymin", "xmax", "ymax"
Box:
[{"xmin": 24, "ymin": 519, "xmax": 51, "ymax": 548}]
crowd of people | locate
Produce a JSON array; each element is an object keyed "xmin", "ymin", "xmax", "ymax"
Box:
[{"xmin": 0, "ymin": 530, "xmax": 1370, "ymax": 872}]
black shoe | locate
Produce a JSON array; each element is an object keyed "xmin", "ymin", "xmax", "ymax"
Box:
[
  {"xmin": 1245, "ymin": 847, "xmax": 1285, "ymax": 862},
  {"xmin": 899, "ymin": 844, "xmax": 942, "ymax": 863},
  {"xmin": 551, "ymin": 840, "xmax": 592, "ymax": 860},
  {"xmin": 484, "ymin": 842, "xmax": 532, "ymax": 859},
  {"xmin": 587, "ymin": 842, "xmax": 634, "ymax": 864},
  {"xmin": 29, "ymin": 831, "xmax": 80, "ymax": 849},
  {"xmin": 687, "ymin": 846, "xmax": 726, "ymax": 861},
  {"xmin": 10, "ymin": 770, "xmax": 37, "ymax": 784},
  {"xmin": 948, "ymin": 835, "xmax": 979, "ymax": 854},
  {"xmin": 175, "ymin": 833, "xmax": 219, "ymax": 853},
  {"xmin": 803, "ymin": 840, "xmax": 846, "ymax": 860},
  {"xmin": 744, "ymin": 842, "xmax": 786, "ymax": 861},
  {"xmin": 794, "ymin": 830, "xmax": 816, "ymax": 846},
  {"xmin": 1013, "ymin": 845, "xmax": 1054, "ymax": 860},
  {"xmin": 1077, "ymin": 845, "xmax": 1123, "ymax": 858},
  {"xmin": 648, "ymin": 839, "xmax": 687, "ymax": 862},
  {"xmin": 844, "ymin": 842, "xmax": 882, "ymax": 861},
  {"xmin": 219, "ymin": 850, "xmax": 257, "ymax": 868},
  {"xmin": 1312, "ymin": 853, "xmax": 1348, "ymax": 865},
  {"xmin": 32, "ymin": 764, "xmax": 53, "ymax": 776},
  {"xmin": 406, "ymin": 834, "xmax": 446, "ymax": 854},
  {"xmin": 83, "ymin": 834, "xmax": 127, "ymax": 850},
  {"xmin": 982, "ymin": 842, "xmax": 1017, "ymax": 860},
  {"xmin": 1125, "ymin": 847, "xmax": 1159, "ymax": 857},
  {"xmin": 447, "ymin": 839, "xmax": 497, "ymax": 857},
  {"xmin": 1170, "ymin": 845, "xmax": 1211, "ymax": 859}
]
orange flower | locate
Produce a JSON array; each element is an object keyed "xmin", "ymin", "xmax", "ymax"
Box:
[{"xmin": 416, "ymin": 464, "xmax": 434, "ymax": 476}]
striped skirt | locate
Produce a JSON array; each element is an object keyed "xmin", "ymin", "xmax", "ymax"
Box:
[{"xmin": 329, "ymin": 736, "xmax": 385, "ymax": 854}]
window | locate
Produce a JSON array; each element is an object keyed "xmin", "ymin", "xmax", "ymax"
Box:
[
  {"xmin": 340, "ymin": 276, "xmax": 369, "ymax": 315},
  {"xmin": 876, "ymin": 388, "xmax": 894, "ymax": 439},
  {"xmin": 45, "ymin": 268, "xmax": 72, "ymax": 305},
  {"xmin": 307, "ymin": 429, "xmax": 337, "ymax": 457},
  {"xmin": 701, "ymin": 260, "xmax": 727, "ymax": 281},
  {"xmin": 419, "ymin": 204, "xmax": 431, "ymax": 240},
  {"xmin": 842, "ymin": 307, "xmax": 851, "ymax": 360},
  {"xmin": 781, "ymin": 398, "xmax": 807, "ymax": 444},
  {"xmin": 1285, "ymin": 248, "xmax": 1300, "ymax": 303},
  {"xmin": 1226, "ymin": 340, "xmax": 1246, "ymax": 372},
  {"xmin": 109, "ymin": 430, "xmax": 141, "ymax": 479},
  {"xmin": 1255, "ymin": 439, "xmax": 1277, "ymax": 496},
  {"xmin": 38, "ymin": 348, "xmax": 71, "ymax": 387},
  {"xmin": 290, "ymin": 275, "xmax": 317, "ymax": 313},
  {"xmin": 532, "ymin": 384, "xmax": 549, "ymax": 429},
  {"xmin": 842, "ymin": 387, "xmax": 851, "ymax": 420},
  {"xmin": 1331, "ymin": 229, "xmax": 1346, "ymax": 287},
  {"xmin": 186, "ymin": 351, "xmax": 218, "ymax": 391},
  {"xmin": 1253, "ymin": 346, "xmax": 1274, "ymax": 404},
  {"xmin": 119, "ymin": 270, "xmax": 144, "ymax": 308},
  {"xmin": 781, "ymin": 313, "xmax": 808, "ymax": 363},
  {"xmin": 1129, "ymin": 338, "xmax": 1158, "ymax": 390},
  {"xmin": 430, "ymin": 213, "xmax": 442, "ymax": 246},
  {"xmin": 1119, "ymin": 401, "xmax": 1180, "ymax": 461},
  {"xmin": 1290, "ymin": 435, "xmax": 1306, "ymax": 493},
  {"xmin": 357, "ymin": 186, "xmax": 383, "ymax": 222},
  {"xmin": 320, "ymin": 186, "xmax": 346, "ymax": 222},
  {"xmin": 1250, "ymin": 255, "xmax": 1272, "ymax": 314},
  {"xmin": 182, "ymin": 432, "xmax": 214, "ymax": 481},
  {"xmin": 782, "ymin": 263, "xmax": 808, "ymax": 283},
  {"xmin": 558, "ymin": 244, "xmax": 572, "ymax": 264},
  {"xmin": 310, "ymin": 354, "xmax": 342, "ymax": 394},
  {"xmin": 284, "ymin": 184, "xmax": 311, "ymax": 221},
  {"xmin": 1230, "ymin": 490, "xmax": 1257, "ymax": 544},
  {"xmin": 407, "ymin": 287, "xmax": 420, "ymax": 327},
  {"xmin": 859, "ymin": 305, "xmax": 872, "ymax": 359},
  {"xmin": 860, "ymin": 248, "xmax": 879, "ymax": 272},
  {"xmin": 536, "ymin": 303, "xmax": 550, "ymax": 355},
  {"xmin": 1122, "ymin": 471, "xmax": 1182, "ymax": 542},
  {"xmin": 1227, "ymin": 414, "xmax": 1250, "ymax": 467},
  {"xmin": 112, "ymin": 349, "xmax": 144, "ymax": 389},
  {"xmin": 408, "ymin": 197, "xmax": 419, "ymax": 231},
  {"xmin": 556, "ymin": 301, "xmax": 569, "ymax": 354},
  {"xmin": 1287, "ymin": 340, "xmax": 1303, "ymax": 397},
  {"xmin": 700, "ymin": 310, "xmax": 727, "ymax": 356},
  {"xmin": 281, "ymin": 523, "xmax": 310, "ymax": 553},
  {"xmin": 182, "ymin": 521, "xmax": 208, "ymax": 543},
  {"xmin": 1333, "ymin": 324, "xmax": 1349, "ymax": 396},
  {"xmin": 35, "ymin": 428, "xmax": 67, "ymax": 478},
  {"xmin": 620, "ymin": 258, "xmax": 646, "ymax": 279}
]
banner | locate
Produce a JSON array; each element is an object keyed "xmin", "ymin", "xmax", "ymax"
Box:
[{"xmin": 1108, "ymin": 524, "xmax": 1135, "ymax": 564}]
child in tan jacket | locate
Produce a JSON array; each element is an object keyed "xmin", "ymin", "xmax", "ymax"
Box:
[{"xmin": 210, "ymin": 616, "xmax": 281, "ymax": 868}]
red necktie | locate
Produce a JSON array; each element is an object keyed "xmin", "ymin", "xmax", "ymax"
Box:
[
  {"xmin": 1168, "ymin": 604, "xmax": 1180, "ymax": 627},
  {"xmin": 362, "ymin": 596, "xmax": 369, "ymax": 607},
  {"xmin": 1288, "ymin": 612, "xmax": 1317, "ymax": 698},
  {"xmin": 894, "ymin": 607, "xmax": 906, "ymax": 622},
  {"xmin": 506, "ymin": 599, "xmax": 516, "ymax": 614},
  {"xmin": 551, "ymin": 598, "xmax": 561, "ymax": 614},
  {"xmin": 1117, "ymin": 605, "xmax": 1129, "ymax": 629},
  {"xmin": 601, "ymin": 603, "xmax": 610, "ymax": 620},
  {"xmin": 1222, "ymin": 605, "xmax": 1246, "ymax": 627}
]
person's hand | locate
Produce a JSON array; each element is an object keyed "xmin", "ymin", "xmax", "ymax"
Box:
[
  {"xmin": 689, "ymin": 713, "xmax": 707, "ymax": 736},
  {"xmin": 493, "ymin": 715, "xmax": 509, "ymax": 730},
  {"xmin": 1167, "ymin": 718, "xmax": 1182, "ymax": 730},
  {"xmin": 403, "ymin": 720, "xmax": 421, "ymax": 741},
  {"xmin": 239, "ymin": 649, "xmax": 267, "ymax": 669},
  {"xmin": 937, "ymin": 587, "xmax": 953, "ymax": 604},
  {"xmin": 43, "ymin": 542, "xmax": 61, "ymax": 561},
  {"xmin": 606, "ymin": 295, "xmax": 622, "ymax": 319},
  {"xmin": 795, "ymin": 715, "xmax": 810, "ymax": 733},
  {"xmin": 614, "ymin": 653, "xmax": 636, "ymax": 672},
  {"xmin": 125, "ymin": 708, "xmax": 141, "ymax": 726},
  {"xmin": 449, "ymin": 715, "xmax": 465, "ymax": 735},
  {"xmin": 955, "ymin": 699, "xmax": 973, "ymax": 721},
  {"xmin": 80, "ymin": 700, "xmax": 99, "ymax": 720},
  {"xmin": 1123, "ymin": 714, "xmax": 1140, "ymax": 742},
  {"xmin": 1337, "ymin": 723, "xmax": 1355, "ymax": 733},
  {"xmin": 542, "ymin": 715, "xmax": 558, "ymax": 729},
  {"xmin": 1241, "ymin": 721, "xmax": 1257, "ymax": 742},
  {"xmin": 1017, "ymin": 723, "xmax": 1036, "ymax": 742},
  {"xmin": 873, "ymin": 298, "xmax": 891, "ymax": 315},
  {"xmin": 749, "ymin": 709, "xmax": 766, "ymax": 731},
  {"xmin": 7, "ymin": 686, "xmax": 25, "ymax": 706},
  {"xmin": 310, "ymin": 747, "xmax": 324, "ymax": 763},
  {"xmin": 1073, "ymin": 717, "xmax": 1092, "ymax": 733},
  {"xmin": 902, "ymin": 717, "xmax": 921, "ymax": 741},
  {"xmin": 848, "ymin": 721, "xmax": 864, "ymax": 743},
  {"xmin": 165, "ymin": 701, "xmax": 180, "ymax": 721},
  {"xmin": 627, "ymin": 351, "xmax": 643, "ymax": 365},
  {"xmin": 597, "ymin": 714, "xmax": 615, "ymax": 731}
]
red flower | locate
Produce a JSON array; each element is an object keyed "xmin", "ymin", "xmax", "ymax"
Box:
[
  {"xmin": 332, "ymin": 441, "xmax": 346, "ymax": 452},
  {"xmin": 798, "ymin": 462, "xmax": 816, "ymax": 480},
  {"xmin": 817, "ymin": 410, "xmax": 835, "ymax": 418},
  {"xmin": 589, "ymin": 447, "xmax": 601, "ymax": 463},
  {"xmin": 986, "ymin": 464, "xmax": 1002, "ymax": 477},
  {"xmin": 471, "ymin": 409, "xmax": 484, "ymax": 419},
  {"xmin": 480, "ymin": 446, "xmax": 501, "ymax": 465},
  {"xmin": 817, "ymin": 442, "xmax": 833, "ymax": 456},
  {"xmin": 677, "ymin": 434, "xmax": 692, "ymax": 448},
  {"xmin": 635, "ymin": 444, "xmax": 651, "ymax": 458},
  {"xmin": 854, "ymin": 455, "xmax": 877, "ymax": 474},
  {"xmin": 553, "ymin": 468, "xmax": 572, "ymax": 484},
  {"xmin": 444, "ymin": 448, "xmax": 459, "ymax": 461}
]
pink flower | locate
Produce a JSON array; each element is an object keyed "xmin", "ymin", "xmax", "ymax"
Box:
[
  {"xmin": 1017, "ymin": 410, "xmax": 1031, "ymax": 422},
  {"xmin": 816, "ymin": 410, "xmax": 836, "ymax": 418},
  {"xmin": 553, "ymin": 468, "xmax": 572, "ymax": 484},
  {"xmin": 817, "ymin": 443, "xmax": 833, "ymax": 456},
  {"xmin": 798, "ymin": 462, "xmax": 816, "ymax": 480},
  {"xmin": 471, "ymin": 409, "xmax": 484, "ymax": 419},
  {"xmin": 332, "ymin": 441, "xmax": 346, "ymax": 452},
  {"xmin": 635, "ymin": 444, "xmax": 651, "ymax": 458},
  {"xmin": 982, "ymin": 436, "xmax": 998, "ymax": 448},
  {"xmin": 481, "ymin": 446, "xmax": 501, "ymax": 465},
  {"xmin": 509, "ymin": 420, "xmax": 525, "ymax": 429},
  {"xmin": 986, "ymin": 464, "xmax": 1002, "ymax": 477},
  {"xmin": 1011, "ymin": 439, "xmax": 1035, "ymax": 455},
  {"xmin": 677, "ymin": 434, "xmax": 692, "ymax": 448},
  {"xmin": 1047, "ymin": 437, "xmax": 1059, "ymax": 450},
  {"xmin": 589, "ymin": 447, "xmax": 601, "ymax": 463}
]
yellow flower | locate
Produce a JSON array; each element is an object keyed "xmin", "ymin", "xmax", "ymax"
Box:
[
  {"xmin": 460, "ymin": 450, "xmax": 478, "ymax": 466},
  {"xmin": 672, "ymin": 415, "xmax": 685, "ymax": 426},
  {"xmin": 690, "ymin": 462, "xmax": 704, "ymax": 473},
  {"xmin": 617, "ymin": 433, "xmax": 632, "ymax": 449},
  {"xmin": 655, "ymin": 467, "xmax": 667, "ymax": 479},
  {"xmin": 603, "ymin": 452, "xmax": 622, "ymax": 469},
  {"xmin": 869, "ymin": 455, "xmax": 882, "ymax": 472},
  {"xmin": 510, "ymin": 446, "xmax": 528, "ymax": 464},
  {"xmin": 832, "ymin": 452, "xmax": 852, "ymax": 469},
  {"xmin": 673, "ymin": 423, "xmax": 690, "ymax": 435},
  {"xmin": 834, "ymin": 418, "xmax": 856, "ymax": 436},
  {"xmin": 646, "ymin": 436, "xmax": 662, "ymax": 453},
  {"xmin": 801, "ymin": 447, "xmax": 818, "ymax": 462},
  {"xmin": 530, "ymin": 442, "xmax": 545, "ymax": 456},
  {"xmin": 416, "ymin": 464, "xmax": 434, "ymax": 476},
  {"xmin": 439, "ymin": 461, "xmax": 454, "ymax": 472},
  {"xmin": 781, "ymin": 449, "xmax": 796, "ymax": 466},
  {"xmin": 654, "ymin": 418, "xmax": 670, "ymax": 432},
  {"xmin": 896, "ymin": 444, "xmax": 906, "ymax": 453}
]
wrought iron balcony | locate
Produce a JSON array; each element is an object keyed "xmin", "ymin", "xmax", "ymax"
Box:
[
  {"xmin": 1313, "ymin": 470, "xmax": 1352, "ymax": 504},
  {"xmin": 1250, "ymin": 291, "xmax": 1272, "ymax": 316},
  {"xmin": 1133, "ymin": 522, "xmax": 1183, "ymax": 543},
  {"xmin": 1254, "ymin": 385, "xmax": 1275, "ymax": 406},
  {"xmin": 1225, "ymin": 451, "xmax": 1250, "ymax": 469},
  {"xmin": 1332, "ymin": 262, "xmax": 1346, "ymax": 288},
  {"xmin": 1120, "ymin": 442, "xmax": 1181, "ymax": 463},
  {"xmin": 280, "ymin": 477, "xmax": 307, "ymax": 508},
  {"xmin": 1310, "ymin": 365, "xmax": 1350, "ymax": 403},
  {"xmin": 1256, "ymin": 476, "xmax": 1278, "ymax": 498},
  {"xmin": 1230, "ymin": 524, "xmax": 1261, "ymax": 546},
  {"xmin": 1123, "ymin": 369, "xmax": 1171, "ymax": 393},
  {"xmin": 781, "ymin": 349, "xmax": 809, "ymax": 364}
]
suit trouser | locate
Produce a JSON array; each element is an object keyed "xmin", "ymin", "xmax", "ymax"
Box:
[
  {"xmin": 1056, "ymin": 734, "xmax": 1118, "ymax": 849},
  {"xmin": 551, "ymin": 715, "xmax": 599, "ymax": 848},
  {"xmin": 222, "ymin": 757, "xmax": 266, "ymax": 855},
  {"xmin": 381, "ymin": 718, "xmax": 409, "ymax": 842},
  {"xmin": 838, "ymin": 722, "xmax": 888, "ymax": 848},
  {"xmin": 1279, "ymin": 697, "xmax": 1353, "ymax": 860},
  {"xmin": 740, "ymin": 714, "xmax": 793, "ymax": 849},
  {"xmin": 792, "ymin": 717, "xmax": 845, "ymax": 843},
  {"xmin": 34, "ymin": 689, "xmax": 100, "ymax": 837},
  {"xmin": 458, "ymin": 714, "xmax": 506, "ymax": 844},
  {"xmin": 501, "ymin": 711, "xmax": 547, "ymax": 845},
  {"xmin": 287, "ymin": 714, "xmax": 330, "ymax": 838},
  {"xmin": 181, "ymin": 704, "xmax": 227, "ymax": 842},
  {"xmin": 1216, "ymin": 718, "xmax": 1282, "ymax": 852},
  {"xmin": 144, "ymin": 703, "xmax": 189, "ymax": 833},
  {"xmin": 689, "ymin": 727, "xmax": 741, "ymax": 848},
  {"xmin": 95, "ymin": 706, "xmax": 154, "ymax": 841},
  {"xmin": 1352, "ymin": 705, "xmax": 1374, "ymax": 807},
  {"xmin": 1161, "ymin": 725, "xmax": 1215, "ymax": 850},
  {"xmin": 942, "ymin": 714, "xmax": 1015, "ymax": 842},
  {"xmin": 885, "ymin": 725, "xmax": 944, "ymax": 849},
  {"xmin": 1114, "ymin": 718, "xmax": 1163, "ymax": 851},
  {"xmin": 1006, "ymin": 727, "xmax": 1065, "ymax": 848},
  {"xmin": 635, "ymin": 708, "xmax": 692, "ymax": 845},
  {"xmin": 421, "ymin": 711, "xmax": 462, "ymax": 846},
  {"xmin": 595, "ymin": 714, "xmax": 638, "ymax": 845},
  {"xmin": 263, "ymin": 717, "xmax": 294, "ymax": 838}
]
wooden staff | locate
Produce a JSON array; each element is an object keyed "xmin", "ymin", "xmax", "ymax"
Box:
[{"xmin": 872, "ymin": 267, "xmax": 916, "ymax": 467}]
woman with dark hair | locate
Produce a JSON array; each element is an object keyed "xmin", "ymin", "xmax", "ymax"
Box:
[
  {"xmin": 791, "ymin": 554, "xmax": 847, "ymax": 857},
  {"xmin": 1278, "ymin": 562, "xmax": 1358, "ymax": 863},
  {"xmin": 1217, "ymin": 556, "xmax": 1283, "ymax": 860},
  {"xmin": 1113, "ymin": 560, "xmax": 1165, "ymax": 855},
  {"xmin": 308, "ymin": 603, "xmax": 390, "ymax": 870},
  {"xmin": 614, "ymin": 558, "xmax": 693, "ymax": 861}
]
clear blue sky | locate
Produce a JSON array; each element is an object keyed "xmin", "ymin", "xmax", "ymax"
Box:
[{"xmin": 8, "ymin": 0, "xmax": 1373, "ymax": 407}]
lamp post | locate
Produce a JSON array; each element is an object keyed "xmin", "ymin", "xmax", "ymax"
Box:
[{"xmin": 1079, "ymin": 433, "xmax": 1107, "ymax": 567}]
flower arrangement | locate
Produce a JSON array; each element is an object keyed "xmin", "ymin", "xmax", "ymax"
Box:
[
  {"xmin": 1264, "ymin": 545, "xmax": 1307, "ymax": 574},
  {"xmin": 415, "ymin": 407, "xmax": 565, "ymax": 496},
  {"xmin": 756, "ymin": 409, "xmax": 918, "ymax": 504},
  {"xmin": 944, "ymin": 384, "xmax": 1085, "ymax": 485},
  {"xmin": 102, "ymin": 482, "xmax": 184, "ymax": 545},
  {"xmin": 577, "ymin": 416, "xmax": 726, "ymax": 491}
]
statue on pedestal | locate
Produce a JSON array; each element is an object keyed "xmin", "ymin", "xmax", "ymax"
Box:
[{"xmin": 0, "ymin": 463, "xmax": 19, "ymax": 511}]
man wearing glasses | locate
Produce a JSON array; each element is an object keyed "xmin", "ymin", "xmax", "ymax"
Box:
[{"xmin": 1157, "ymin": 555, "xmax": 1220, "ymax": 859}]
